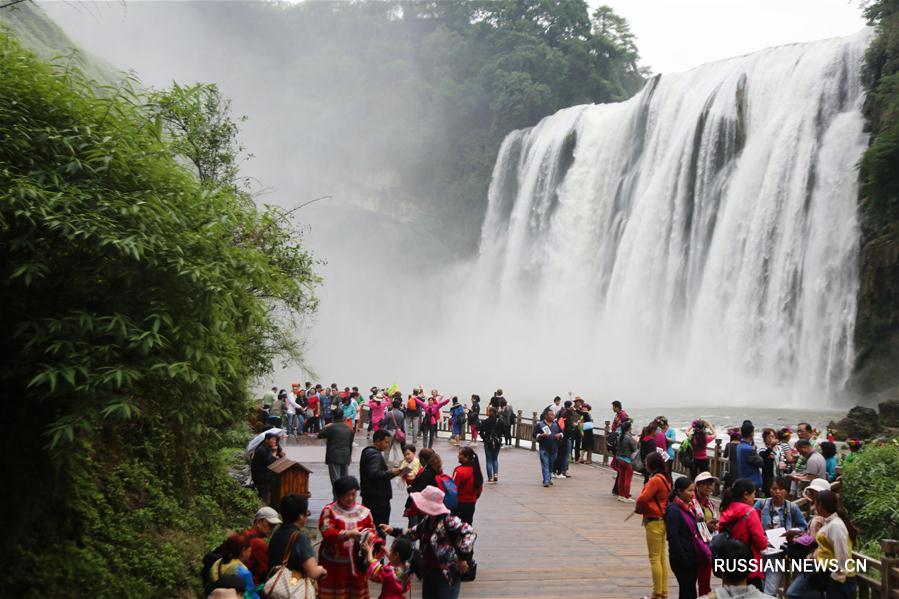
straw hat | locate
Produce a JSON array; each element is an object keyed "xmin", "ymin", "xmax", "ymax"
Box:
[{"xmin": 410, "ymin": 486, "xmax": 450, "ymax": 516}]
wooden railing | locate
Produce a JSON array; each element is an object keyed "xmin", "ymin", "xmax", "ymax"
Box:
[{"xmin": 352, "ymin": 406, "xmax": 898, "ymax": 598}]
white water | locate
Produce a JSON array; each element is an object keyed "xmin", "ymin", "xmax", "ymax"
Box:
[{"xmin": 451, "ymin": 32, "xmax": 871, "ymax": 408}]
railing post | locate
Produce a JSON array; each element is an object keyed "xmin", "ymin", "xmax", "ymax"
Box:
[
  {"xmin": 713, "ymin": 438, "xmax": 722, "ymax": 495},
  {"xmin": 515, "ymin": 410, "xmax": 522, "ymax": 448},
  {"xmin": 881, "ymin": 539, "xmax": 899, "ymax": 598},
  {"xmin": 602, "ymin": 420, "xmax": 610, "ymax": 466},
  {"xmin": 531, "ymin": 412, "xmax": 538, "ymax": 451}
]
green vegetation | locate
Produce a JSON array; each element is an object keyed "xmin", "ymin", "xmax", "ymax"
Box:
[
  {"xmin": 854, "ymin": 0, "xmax": 899, "ymax": 395},
  {"xmin": 841, "ymin": 441, "xmax": 899, "ymax": 550},
  {"xmin": 193, "ymin": 0, "xmax": 646, "ymax": 250},
  {"xmin": 0, "ymin": 30, "xmax": 317, "ymax": 597}
]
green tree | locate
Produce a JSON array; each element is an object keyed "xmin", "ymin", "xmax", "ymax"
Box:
[{"xmin": 0, "ymin": 31, "xmax": 317, "ymax": 597}]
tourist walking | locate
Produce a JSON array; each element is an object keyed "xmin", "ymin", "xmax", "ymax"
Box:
[
  {"xmin": 360, "ymin": 430, "xmax": 404, "ymax": 531},
  {"xmin": 318, "ymin": 415, "xmax": 356, "ymax": 484},
  {"xmin": 636, "ymin": 452, "xmax": 671, "ymax": 599},
  {"xmin": 418, "ymin": 392, "xmax": 449, "ymax": 449},
  {"xmin": 381, "ymin": 486, "xmax": 475, "ymax": 599},
  {"xmin": 368, "ymin": 392, "xmax": 388, "ymax": 434},
  {"xmin": 500, "ymin": 398, "xmax": 514, "ymax": 446},
  {"xmin": 786, "ymin": 490, "xmax": 858, "ymax": 599},
  {"xmin": 480, "ymin": 407, "xmax": 502, "ymax": 483},
  {"xmin": 318, "ymin": 476, "xmax": 376, "ymax": 599},
  {"xmin": 449, "ymin": 397, "xmax": 465, "ymax": 445},
  {"xmin": 665, "ymin": 477, "xmax": 710, "ymax": 599},
  {"xmin": 452, "ymin": 446, "xmax": 483, "ymax": 525},
  {"xmin": 382, "ymin": 398, "xmax": 406, "ymax": 466},
  {"xmin": 615, "ymin": 419, "xmax": 637, "ymax": 502},
  {"xmin": 405, "ymin": 389, "xmax": 422, "ymax": 443},
  {"xmin": 718, "ymin": 479, "xmax": 768, "ymax": 591},
  {"xmin": 534, "ymin": 409, "xmax": 562, "ymax": 487},
  {"xmin": 267, "ymin": 494, "xmax": 327, "ymax": 585},
  {"xmin": 467, "ymin": 394, "xmax": 480, "ymax": 444}
]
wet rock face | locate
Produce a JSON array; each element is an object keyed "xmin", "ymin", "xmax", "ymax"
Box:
[
  {"xmin": 880, "ymin": 397, "xmax": 899, "ymax": 427},
  {"xmin": 828, "ymin": 405, "xmax": 881, "ymax": 440}
]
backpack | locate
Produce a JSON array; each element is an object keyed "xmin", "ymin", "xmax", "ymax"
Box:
[
  {"xmin": 679, "ymin": 440, "xmax": 694, "ymax": 469},
  {"xmin": 435, "ymin": 473, "xmax": 459, "ymax": 509},
  {"xmin": 710, "ymin": 510, "xmax": 752, "ymax": 559},
  {"xmin": 200, "ymin": 541, "xmax": 226, "ymax": 586},
  {"xmin": 630, "ymin": 448, "xmax": 643, "ymax": 471},
  {"xmin": 607, "ymin": 431, "xmax": 619, "ymax": 453},
  {"xmin": 407, "ymin": 396, "xmax": 419, "ymax": 410}
]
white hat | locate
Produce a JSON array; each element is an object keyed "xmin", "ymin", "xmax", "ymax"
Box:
[
  {"xmin": 694, "ymin": 471, "xmax": 719, "ymax": 484},
  {"xmin": 254, "ymin": 506, "xmax": 282, "ymax": 525},
  {"xmin": 803, "ymin": 478, "xmax": 831, "ymax": 501}
]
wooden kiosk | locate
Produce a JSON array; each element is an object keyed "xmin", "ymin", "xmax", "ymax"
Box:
[{"xmin": 267, "ymin": 457, "xmax": 312, "ymax": 511}]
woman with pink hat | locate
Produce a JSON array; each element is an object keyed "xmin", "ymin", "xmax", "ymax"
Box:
[{"xmin": 380, "ymin": 485, "xmax": 475, "ymax": 599}]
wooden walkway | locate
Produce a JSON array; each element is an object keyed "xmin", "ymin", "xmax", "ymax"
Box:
[{"xmin": 285, "ymin": 434, "xmax": 675, "ymax": 598}]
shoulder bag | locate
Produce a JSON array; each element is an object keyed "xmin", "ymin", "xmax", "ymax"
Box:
[
  {"xmin": 264, "ymin": 531, "xmax": 315, "ymax": 599},
  {"xmin": 390, "ymin": 412, "xmax": 406, "ymax": 443}
]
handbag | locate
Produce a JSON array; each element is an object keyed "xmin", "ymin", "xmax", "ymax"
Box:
[
  {"xmin": 264, "ymin": 532, "xmax": 315, "ymax": 599},
  {"xmin": 390, "ymin": 412, "xmax": 406, "ymax": 443},
  {"xmin": 582, "ymin": 421, "xmax": 594, "ymax": 431},
  {"xmin": 460, "ymin": 559, "xmax": 477, "ymax": 582}
]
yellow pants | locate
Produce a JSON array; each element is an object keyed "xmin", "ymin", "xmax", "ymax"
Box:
[{"xmin": 645, "ymin": 519, "xmax": 668, "ymax": 596}]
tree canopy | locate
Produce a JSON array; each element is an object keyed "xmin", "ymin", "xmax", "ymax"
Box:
[{"xmin": 0, "ymin": 30, "xmax": 317, "ymax": 597}]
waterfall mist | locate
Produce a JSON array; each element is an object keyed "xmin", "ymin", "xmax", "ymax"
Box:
[{"xmin": 41, "ymin": 1, "xmax": 871, "ymax": 408}]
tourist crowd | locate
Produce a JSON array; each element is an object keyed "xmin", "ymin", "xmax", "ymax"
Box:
[{"xmin": 212, "ymin": 385, "xmax": 866, "ymax": 599}]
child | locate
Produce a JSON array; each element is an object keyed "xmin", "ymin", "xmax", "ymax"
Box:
[
  {"xmin": 363, "ymin": 536, "xmax": 415, "ymax": 599},
  {"xmin": 399, "ymin": 445, "xmax": 421, "ymax": 483}
]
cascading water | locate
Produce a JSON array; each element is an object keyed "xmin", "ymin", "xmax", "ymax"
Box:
[{"xmin": 462, "ymin": 31, "xmax": 872, "ymax": 407}]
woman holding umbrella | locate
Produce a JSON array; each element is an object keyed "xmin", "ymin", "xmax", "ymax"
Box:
[{"xmin": 381, "ymin": 485, "xmax": 475, "ymax": 599}]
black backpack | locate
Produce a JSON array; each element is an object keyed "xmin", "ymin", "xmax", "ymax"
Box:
[
  {"xmin": 200, "ymin": 541, "xmax": 225, "ymax": 586},
  {"xmin": 607, "ymin": 431, "xmax": 619, "ymax": 453}
]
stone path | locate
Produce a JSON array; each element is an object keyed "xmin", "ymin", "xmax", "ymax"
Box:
[{"xmin": 285, "ymin": 434, "xmax": 677, "ymax": 598}]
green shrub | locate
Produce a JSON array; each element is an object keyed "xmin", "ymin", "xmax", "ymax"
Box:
[{"xmin": 842, "ymin": 441, "xmax": 899, "ymax": 544}]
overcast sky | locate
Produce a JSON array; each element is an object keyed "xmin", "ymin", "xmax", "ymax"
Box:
[{"xmin": 596, "ymin": 0, "xmax": 868, "ymax": 73}]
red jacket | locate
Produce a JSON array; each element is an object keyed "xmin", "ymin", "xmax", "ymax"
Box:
[
  {"xmin": 239, "ymin": 527, "xmax": 269, "ymax": 585},
  {"xmin": 718, "ymin": 502, "xmax": 768, "ymax": 579},
  {"xmin": 453, "ymin": 464, "xmax": 482, "ymax": 503}
]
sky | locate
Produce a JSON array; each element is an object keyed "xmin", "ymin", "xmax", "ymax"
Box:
[{"xmin": 596, "ymin": 0, "xmax": 868, "ymax": 74}]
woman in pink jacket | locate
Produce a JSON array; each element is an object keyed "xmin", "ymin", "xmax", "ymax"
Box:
[
  {"xmin": 367, "ymin": 393, "xmax": 388, "ymax": 432},
  {"xmin": 718, "ymin": 478, "xmax": 768, "ymax": 591},
  {"xmin": 416, "ymin": 391, "xmax": 449, "ymax": 449}
]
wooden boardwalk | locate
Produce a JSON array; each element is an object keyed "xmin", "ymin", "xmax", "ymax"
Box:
[{"xmin": 285, "ymin": 434, "xmax": 676, "ymax": 598}]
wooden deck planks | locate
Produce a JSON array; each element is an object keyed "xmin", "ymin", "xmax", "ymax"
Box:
[{"xmin": 285, "ymin": 435, "xmax": 678, "ymax": 598}]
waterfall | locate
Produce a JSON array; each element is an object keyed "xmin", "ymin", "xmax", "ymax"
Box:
[{"xmin": 465, "ymin": 31, "xmax": 871, "ymax": 407}]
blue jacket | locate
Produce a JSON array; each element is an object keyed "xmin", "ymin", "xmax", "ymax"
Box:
[
  {"xmin": 753, "ymin": 497, "xmax": 808, "ymax": 531},
  {"xmin": 736, "ymin": 441, "xmax": 763, "ymax": 487}
]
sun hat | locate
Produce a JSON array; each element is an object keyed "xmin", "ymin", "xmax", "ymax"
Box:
[
  {"xmin": 694, "ymin": 471, "xmax": 719, "ymax": 485},
  {"xmin": 410, "ymin": 485, "xmax": 450, "ymax": 516},
  {"xmin": 803, "ymin": 478, "xmax": 831, "ymax": 501},
  {"xmin": 254, "ymin": 506, "xmax": 282, "ymax": 525}
]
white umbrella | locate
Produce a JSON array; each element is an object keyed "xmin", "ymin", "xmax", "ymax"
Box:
[{"xmin": 246, "ymin": 428, "xmax": 284, "ymax": 454}]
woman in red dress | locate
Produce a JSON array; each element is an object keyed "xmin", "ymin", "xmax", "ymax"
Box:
[{"xmin": 318, "ymin": 476, "xmax": 377, "ymax": 599}]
